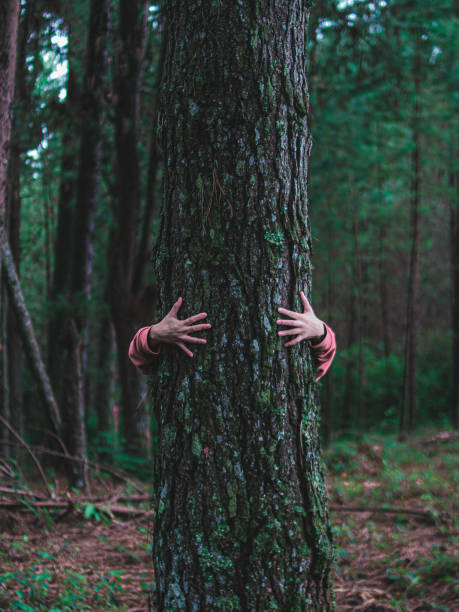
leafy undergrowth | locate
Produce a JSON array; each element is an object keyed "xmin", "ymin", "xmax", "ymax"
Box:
[{"xmin": 0, "ymin": 430, "xmax": 457, "ymax": 611}]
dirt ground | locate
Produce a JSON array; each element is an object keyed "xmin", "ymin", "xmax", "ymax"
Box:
[
  {"xmin": 1, "ymin": 505, "xmax": 456, "ymax": 611},
  {"xmin": 0, "ymin": 433, "xmax": 457, "ymax": 610}
]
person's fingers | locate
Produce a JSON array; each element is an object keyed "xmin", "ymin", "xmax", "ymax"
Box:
[
  {"xmin": 300, "ymin": 291, "xmax": 313, "ymax": 313},
  {"xmin": 284, "ymin": 335, "xmax": 304, "ymax": 347},
  {"xmin": 278, "ymin": 328, "xmax": 303, "ymax": 337},
  {"xmin": 180, "ymin": 335, "xmax": 207, "ymax": 344},
  {"xmin": 277, "ymin": 307, "xmax": 300, "ymax": 318},
  {"xmin": 184, "ymin": 323, "xmax": 212, "ymax": 333},
  {"xmin": 177, "ymin": 341, "xmax": 193, "ymax": 357},
  {"xmin": 183, "ymin": 312, "xmax": 208, "ymax": 325},
  {"xmin": 169, "ymin": 296, "xmax": 183, "ymax": 317},
  {"xmin": 276, "ymin": 319, "xmax": 299, "ymax": 327}
]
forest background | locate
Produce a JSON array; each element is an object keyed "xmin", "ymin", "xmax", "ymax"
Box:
[{"xmin": 0, "ymin": 0, "xmax": 457, "ymax": 610}]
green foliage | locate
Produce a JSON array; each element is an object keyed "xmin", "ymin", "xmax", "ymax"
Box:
[
  {"xmin": 309, "ymin": 0, "xmax": 458, "ymax": 433},
  {"xmin": 385, "ymin": 548, "xmax": 459, "ymax": 594},
  {"xmin": 327, "ymin": 329, "xmax": 453, "ymax": 433},
  {"xmin": 0, "ymin": 567, "xmax": 123, "ymax": 610}
]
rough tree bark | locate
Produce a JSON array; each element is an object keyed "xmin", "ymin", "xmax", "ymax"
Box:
[{"xmin": 152, "ymin": 2, "xmax": 334, "ymax": 609}]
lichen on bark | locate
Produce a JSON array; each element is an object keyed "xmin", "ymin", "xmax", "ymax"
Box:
[{"xmin": 151, "ymin": 1, "xmax": 334, "ymax": 610}]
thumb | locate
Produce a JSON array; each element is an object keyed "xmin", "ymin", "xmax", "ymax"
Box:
[{"xmin": 300, "ymin": 291, "xmax": 313, "ymax": 313}]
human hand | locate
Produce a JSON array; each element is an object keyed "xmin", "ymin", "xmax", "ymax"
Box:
[
  {"xmin": 277, "ymin": 291, "xmax": 325, "ymax": 347},
  {"xmin": 148, "ymin": 297, "xmax": 211, "ymax": 358}
]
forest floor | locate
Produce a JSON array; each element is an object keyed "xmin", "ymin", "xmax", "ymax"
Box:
[{"xmin": 0, "ymin": 430, "xmax": 457, "ymax": 611}]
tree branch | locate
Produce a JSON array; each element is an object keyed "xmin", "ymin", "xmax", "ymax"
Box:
[{"xmin": 0, "ymin": 228, "xmax": 61, "ymax": 431}]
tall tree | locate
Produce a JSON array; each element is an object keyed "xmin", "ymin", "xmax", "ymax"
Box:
[
  {"xmin": 152, "ymin": 2, "xmax": 334, "ymax": 608},
  {"xmin": 60, "ymin": 0, "xmax": 109, "ymax": 486},
  {"xmin": 0, "ymin": 0, "xmax": 20, "ymax": 455},
  {"xmin": 400, "ymin": 35, "xmax": 422, "ymax": 438},
  {"xmin": 48, "ymin": 0, "xmax": 109, "ymax": 485},
  {"xmin": 108, "ymin": 0, "xmax": 149, "ymax": 452}
]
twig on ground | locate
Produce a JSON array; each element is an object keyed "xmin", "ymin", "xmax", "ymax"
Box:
[
  {"xmin": 0, "ymin": 486, "xmax": 48, "ymax": 499},
  {"xmin": 330, "ymin": 504, "xmax": 439, "ymax": 522},
  {"xmin": 0, "ymin": 499, "xmax": 152, "ymax": 518},
  {"xmin": 3, "ymin": 439, "xmax": 147, "ymax": 494},
  {"xmin": 0, "ymin": 415, "xmax": 52, "ymax": 497}
]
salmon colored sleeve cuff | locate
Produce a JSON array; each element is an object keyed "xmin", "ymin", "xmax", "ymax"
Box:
[
  {"xmin": 128, "ymin": 326, "xmax": 160, "ymax": 374},
  {"xmin": 308, "ymin": 322, "xmax": 336, "ymax": 382}
]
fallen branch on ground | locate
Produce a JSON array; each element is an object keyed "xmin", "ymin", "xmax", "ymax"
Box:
[
  {"xmin": 0, "ymin": 498, "xmax": 152, "ymax": 518},
  {"xmin": 330, "ymin": 504, "xmax": 441, "ymax": 522},
  {"xmin": 0, "ymin": 487, "xmax": 151, "ymax": 504}
]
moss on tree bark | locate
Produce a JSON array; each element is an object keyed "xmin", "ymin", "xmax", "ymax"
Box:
[{"xmin": 152, "ymin": 2, "xmax": 334, "ymax": 609}]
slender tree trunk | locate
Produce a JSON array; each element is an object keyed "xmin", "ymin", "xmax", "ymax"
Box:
[
  {"xmin": 59, "ymin": 0, "xmax": 109, "ymax": 486},
  {"xmin": 48, "ymin": 1, "xmax": 109, "ymax": 486},
  {"xmin": 1, "ymin": 283, "xmax": 10, "ymax": 456},
  {"xmin": 4, "ymin": 1, "xmax": 32, "ymax": 455},
  {"xmin": 378, "ymin": 224, "xmax": 391, "ymax": 359},
  {"xmin": 7, "ymin": 140, "xmax": 23, "ymax": 447},
  {"xmin": 71, "ymin": 0, "xmax": 109, "ymax": 359},
  {"xmin": 48, "ymin": 61, "xmax": 77, "ymax": 388},
  {"xmin": 356, "ymin": 224, "xmax": 365, "ymax": 431},
  {"xmin": 375, "ymin": 132, "xmax": 392, "ymax": 359},
  {"xmin": 1, "ymin": 229, "xmax": 61, "ymax": 432},
  {"xmin": 132, "ymin": 33, "xmax": 166, "ymax": 297},
  {"xmin": 152, "ymin": 3, "xmax": 334, "ymax": 609},
  {"xmin": 94, "ymin": 307, "xmax": 116, "ymax": 458},
  {"xmin": 450, "ymin": 168, "xmax": 459, "ymax": 428},
  {"xmin": 322, "ymin": 228, "xmax": 335, "ymax": 447},
  {"xmin": 401, "ymin": 48, "xmax": 421, "ymax": 439},
  {"xmin": 342, "ymin": 292, "xmax": 355, "ymax": 432},
  {"xmin": 108, "ymin": 0, "xmax": 149, "ymax": 452},
  {"xmin": 0, "ymin": 0, "xmax": 20, "ymax": 456},
  {"xmin": 0, "ymin": 0, "xmax": 19, "ymax": 242},
  {"xmin": 342, "ymin": 212, "xmax": 360, "ymax": 431}
]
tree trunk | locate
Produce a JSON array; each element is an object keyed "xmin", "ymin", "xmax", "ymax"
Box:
[
  {"xmin": 322, "ymin": 234, "xmax": 335, "ymax": 447},
  {"xmin": 48, "ymin": 0, "xmax": 109, "ymax": 486},
  {"xmin": 48, "ymin": 52, "xmax": 78, "ymax": 392},
  {"xmin": 108, "ymin": 0, "xmax": 149, "ymax": 452},
  {"xmin": 132, "ymin": 33, "xmax": 166, "ymax": 297},
  {"xmin": 450, "ymin": 168, "xmax": 459, "ymax": 428},
  {"xmin": 401, "ymin": 47, "xmax": 421, "ymax": 439},
  {"xmin": 71, "ymin": 0, "xmax": 109, "ymax": 356},
  {"xmin": 0, "ymin": 0, "xmax": 19, "ymax": 238},
  {"xmin": 1, "ymin": 283, "xmax": 10, "ymax": 456},
  {"xmin": 152, "ymin": 3, "xmax": 334, "ymax": 609},
  {"xmin": 59, "ymin": 0, "xmax": 109, "ymax": 486},
  {"xmin": 94, "ymin": 307, "xmax": 116, "ymax": 459},
  {"xmin": 1, "ymin": 229, "xmax": 61, "ymax": 432},
  {"xmin": 6, "ymin": 139, "xmax": 23, "ymax": 448},
  {"xmin": 0, "ymin": 0, "xmax": 20, "ymax": 456},
  {"xmin": 378, "ymin": 224, "xmax": 391, "ymax": 359}
]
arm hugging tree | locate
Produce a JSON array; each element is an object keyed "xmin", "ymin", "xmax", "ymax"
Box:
[{"xmin": 152, "ymin": 1, "xmax": 334, "ymax": 609}]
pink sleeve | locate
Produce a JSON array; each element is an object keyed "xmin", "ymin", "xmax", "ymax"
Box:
[
  {"xmin": 128, "ymin": 326, "xmax": 160, "ymax": 375},
  {"xmin": 308, "ymin": 322, "xmax": 336, "ymax": 382}
]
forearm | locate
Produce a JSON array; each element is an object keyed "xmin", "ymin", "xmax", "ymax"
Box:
[
  {"xmin": 308, "ymin": 323, "xmax": 336, "ymax": 382},
  {"xmin": 128, "ymin": 326, "xmax": 161, "ymax": 375}
]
